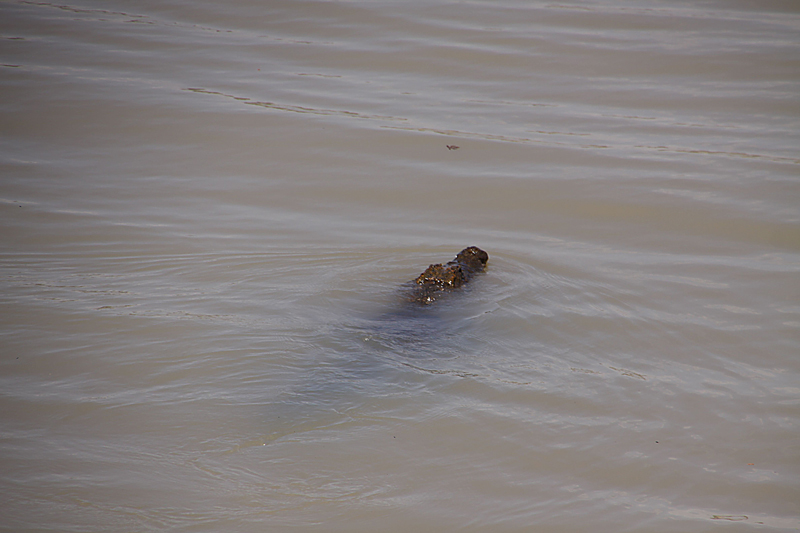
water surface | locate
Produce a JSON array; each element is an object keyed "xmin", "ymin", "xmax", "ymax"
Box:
[{"xmin": 1, "ymin": 0, "xmax": 799, "ymax": 531}]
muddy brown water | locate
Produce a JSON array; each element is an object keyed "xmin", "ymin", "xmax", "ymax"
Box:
[{"xmin": 1, "ymin": 0, "xmax": 799, "ymax": 531}]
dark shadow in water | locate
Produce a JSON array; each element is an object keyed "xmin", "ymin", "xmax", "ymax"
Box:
[{"xmin": 258, "ymin": 250, "xmax": 490, "ymax": 445}]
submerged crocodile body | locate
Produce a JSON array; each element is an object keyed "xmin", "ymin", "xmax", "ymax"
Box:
[
  {"xmin": 262, "ymin": 247, "xmax": 489, "ymax": 442},
  {"xmin": 405, "ymin": 246, "xmax": 489, "ymax": 305}
]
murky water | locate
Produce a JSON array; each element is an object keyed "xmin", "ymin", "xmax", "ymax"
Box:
[{"xmin": 1, "ymin": 0, "xmax": 799, "ymax": 531}]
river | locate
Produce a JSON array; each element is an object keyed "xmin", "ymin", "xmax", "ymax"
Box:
[{"xmin": 1, "ymin": 0, "xmax": 798, "ymax": 531}]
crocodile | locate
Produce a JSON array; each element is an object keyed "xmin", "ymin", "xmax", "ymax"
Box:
[
  {"xmin": 260, "ymin": 247, "xmax": 489, "ymax": 443},
  {"xmin": 404, "ymin": 246, "xmax": 489, "ymax": 305}
]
